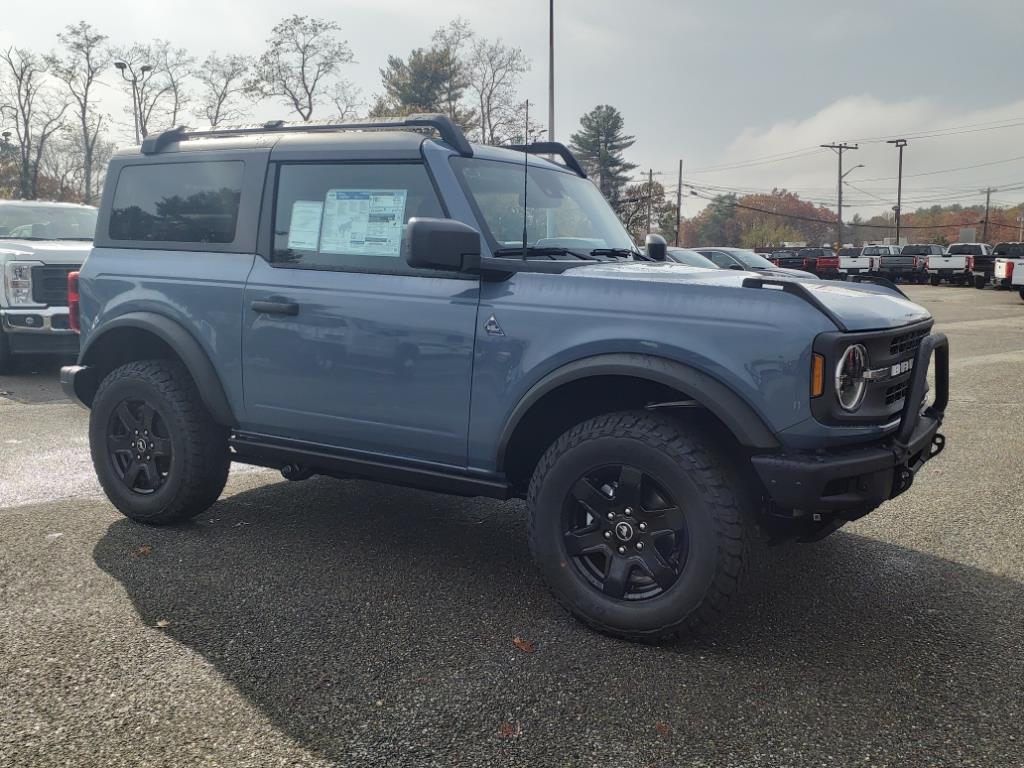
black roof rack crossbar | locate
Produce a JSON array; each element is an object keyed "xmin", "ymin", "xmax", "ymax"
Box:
[
  {"xmin": 140, "ymin": 114, "xmax": 474, "ymax": 157},
  {"xmin": 502, "ymin": 142, "xmax": 587, "ymax": 178},
  {"xmin": 741, "ymin": 276, "xmax": 847, "ymax": 331}
]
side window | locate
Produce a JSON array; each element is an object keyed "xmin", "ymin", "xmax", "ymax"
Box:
[
  {"xmin": 705, "ymin": 251, "xmax": 734, "ymax": 268},
  {"xmin": 109, "ymin": 161, "xmax": 243, "ymax": 243},
  {"xmin": 272, "ymin": 162, "xmax": 444, "ymax": 273}
]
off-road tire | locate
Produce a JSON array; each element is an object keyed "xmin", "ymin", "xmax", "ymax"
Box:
[
  {"xmin": 929, "ymin": 274, "xmax": 941, "ymax": 286},
  {"xmin": 0, "ymin": 329, "xmax": 12, "ymax": 374},
  {"xmin": 1019, "ymin": 287, "xmax": 1024, "ymax": 302},
  {"xmin": 974, "ymin": 275, "xmax": 986, "ymax": 289},
  {"xmin": 89, "ymin": 359, "xmax": 230, "ymax": 525},
  {"xmin": 527, "ymin": 410, "xmax": 752, "ymax": 642}
]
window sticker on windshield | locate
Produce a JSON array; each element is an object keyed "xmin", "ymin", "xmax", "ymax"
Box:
[
  {"xmin": 287, "ymin": 200, "xmax": 324, "ymax": 250},
  {"xmin": 319, "ymin": 189, "xmax": 408, "ymax": 257}
]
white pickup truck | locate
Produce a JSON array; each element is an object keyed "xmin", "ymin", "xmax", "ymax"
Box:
[
  {"xmin": 927, "ymin": 242, "xmax": 992, "ymax": 287},
  {"xmin": 0, "ymin": 200, "xmax": 96, "ymax": 373},
  {"xmin": 839, "ymin": 245, "xmax": 884, "ymax": 277},
  {"xmin": 991, "ymin": 242, "xmax": 1024, "ymax": 292}
]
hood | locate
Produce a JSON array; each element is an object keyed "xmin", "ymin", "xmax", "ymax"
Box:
[
  {"xmin": 0, "ymin": 239, "xmax": 91, "ymax": 265},
  {"xmin": 564, "ymin": 261, "xmax": 931, "ymax": 332}
]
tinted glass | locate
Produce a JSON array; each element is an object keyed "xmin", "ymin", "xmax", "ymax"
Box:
[
  {"xmin": 109, "ymin": 161, "xmax": 243, "ymax": 243},
  {"xmin": 0, "ymin": 204, "xmax": 97, "ymax": 240},
  {"xmin": 862, "ymin": 246, "xmax": 885, "ymax": 255},
  {"xmin": 451, "ymin": 157, "xmax": 635, "ymax": 252},
  {"xmin": 273, "ymin": 163, "xmax": 444, "ymax": 272},
  {"xmin": 948, "ymin": 244, "xmax": 983, "ymax": 256},
  {"xmin": 669, "ymin": 248, "xmax": 718, "ymax": 268},
  {"xmin": 731, "ymin": 250, "xmax": 776, "ymax": 269},
  {"xmin": 993, "ymin": 243, "xmax": 1024, "ymax": 256},
  {"xmin": 702, "ymin": 250, "xmax": 736, "ymax": 268},
  {"xmin": 901, "ymin": 245, "xmax": 930, "ymax": 256}
]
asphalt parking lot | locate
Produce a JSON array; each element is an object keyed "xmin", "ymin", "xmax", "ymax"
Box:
[{"xmin": 2, "ymin": 285, "xmax": 1023, "ymax": 768}]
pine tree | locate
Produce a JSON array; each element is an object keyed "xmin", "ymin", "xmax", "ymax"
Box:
[{"xmin": 569, "ymin": 105, "xmax": 637, "ymax": 206}]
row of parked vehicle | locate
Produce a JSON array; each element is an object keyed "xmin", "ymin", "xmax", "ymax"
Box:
[{"xmin": 753, "ymin": 242, "xmax": 1024, "ymax": 295}]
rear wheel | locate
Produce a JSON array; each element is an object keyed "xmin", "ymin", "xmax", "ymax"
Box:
[
  {"xmin": 929, "ymin": 274, "xmax": 941, "ymax": 286},
  {"xmin": 89, "ymin": 359, "xmax": 230, "ymax": 525},
  {"xmin": 1019, "ymin": 287, "xmax": 1024, "ymax": 301},
  {"xmin": 974, "ymin": 275, "xmax": 986, "ymax": 289},
  {"xmin": 527, "ymin": 411, "xmax": 751, "ymax": 641}
]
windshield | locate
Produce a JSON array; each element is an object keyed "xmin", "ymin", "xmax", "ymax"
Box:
[
  {"xmin": 993, "ymin": 243, "xmax": 1024, "ymax": 256},
  {"xmin": 948, "ymin": 244, "xmax": 983, "ymax": 256},
  {"xmin": 731, "ymin": 250, "xmax": 775, "ymax": 269},
  {"xmin": 667, "ymin": 248, "xmax": 717, "ymax": 268},
  {"xmin": 451, "ymin": 157, "xmax": 636, "ymax": 254},
  {"xmin": 0, "ymin": 204, "xmax": 97, "ymax": 240},
  {"xmin": 901, "ymin": 245, "xmax": 931, "ymax": 256},
  {"xmin": 838, "ymin": 248, "xmax": 860, "ymax": 256},
  {"xmin": 772, "ymin": 250, "xmax": 798, "ymax": 258},
  {"xmin": 862, "ymin": 246, "xmax": 887, "ymax": 255}
]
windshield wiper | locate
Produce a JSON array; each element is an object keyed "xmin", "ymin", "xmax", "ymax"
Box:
[
  {"xmin": 0, "ymin": 235, "xmax": 45, "ymax": 240},
  {"xmin": 493, "ymin": 246, "xmax": 597, "ymax": 261},
  {"xmin": 590, "ymin": 248, "xmax": 639, "ymax": 260}
]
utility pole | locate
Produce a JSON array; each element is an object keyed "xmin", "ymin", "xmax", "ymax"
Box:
[
  {"xmin": 647, "ymin": 168, "xmax": 654, "ymax": 233},
  {"xmin": 1017, "ymin": 212, "xmax": 1023, "ymax": 241},
  {"xmin": 548, "ymin": 0, "xmax": 555, "ymax": 144},
  {"xmin": 822, "ymin": 142, "xmax": 858, "ymax": 248},
  {"xmin": 675, "ymin": 159, "xmax": 683, "ymax": 246},
  {"xmin": 980, "ymin": 187, "xmax": 994, "ymax": 242},
  {"xmin": 887, "ymin": 139, "xmax": 907, "ymax": 243}
]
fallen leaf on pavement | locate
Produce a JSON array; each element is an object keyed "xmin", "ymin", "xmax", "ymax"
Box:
[
  {"xmin": 512, "ymin": 636, "xmax": 536, "ymax": 653},
  {"xmin": 132, "ymin": 544, "xmax": 154, "ymax": 557},
  {"xmin": 655, "ymin": 722, "xmax": 671, "ymax": 738},
  {"xmin": 498, "ymin": 722, "xmax": 521, "ymax": 739},
  {"xmin": 155, "ymin": 619, "xmax": 170, "ymax": 628}
]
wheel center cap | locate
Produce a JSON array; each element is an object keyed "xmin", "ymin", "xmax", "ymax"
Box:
[
  {"xmin": 614, "ymin": 521, "xmax": 635, "ymax": 542},
  {"xmin": 135, "ymin": 438, "xmax": 148, "ymax": 453}
]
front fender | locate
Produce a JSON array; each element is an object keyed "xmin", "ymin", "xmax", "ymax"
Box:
[{"xmin": 495, "ymin": 352, "xmax": 780, "ymax": 471}]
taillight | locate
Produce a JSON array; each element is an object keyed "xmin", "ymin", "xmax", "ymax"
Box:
[
  {"xmin": 1008, "ymin": 262, "xmax": 1015, "ymax": 280},
  {"xmin": 966, "ymin": 256, "xmax": 975, "ymax": 271},
  {"xmin": 67, "ymin": 271, "xmax": 80, "ymax": 333}
]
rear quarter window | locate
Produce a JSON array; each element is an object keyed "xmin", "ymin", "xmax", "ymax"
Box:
[{"xmin": 109, "ymin": 161, "xmax": 244, "ymax": 243}]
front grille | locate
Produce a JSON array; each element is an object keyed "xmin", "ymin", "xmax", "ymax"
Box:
[
  {"xmin": 890, "ymin": 327, "xmax": 928, "ymax": 357},
  {"xmin": 885, "ymin": 381, "xmax": 909, "ymax": 406},
  {"xmin": 30, "ymin": 266, "xmax": 76, "ymax": 307}
]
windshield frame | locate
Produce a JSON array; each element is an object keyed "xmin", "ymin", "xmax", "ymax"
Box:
[
  {"xmin": 0, "ymin": 203, "xmax": 98, "ymax": 241},
  {"xmin": 449, "ymin": 156, "xmax": 638, "ymax": 257}
]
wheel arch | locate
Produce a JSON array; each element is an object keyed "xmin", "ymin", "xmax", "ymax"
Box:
[
  {"xmin": 77, "ymin": 312, "xmax": 236, "ymax": 427},
  {"xmin": 496, "ymin": 353, "xmax": 779, "ymax": 490}
]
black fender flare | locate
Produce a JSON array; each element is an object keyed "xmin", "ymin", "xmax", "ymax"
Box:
[
  {"xmin": 80, "ymin": 311, "xmax": 237, "ymax": 426},
  {"xmin": 495, "ymin": 353, "xmax": 779, "ymax": 470}
]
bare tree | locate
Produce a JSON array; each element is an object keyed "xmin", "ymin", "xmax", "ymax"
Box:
[
  {"xmin": 431, "ymin": 18, "xmax": 474, "ymax": 126},
  {"xmin": 195, "ymin": 53, "xmax": 251, "ymax": 127},
  {"xmin": 0, "ymin": 47, "xmax": 69, "ymax": 199},
  {"xmin": 466, "ymin": 37, "xmax": 530, "ymax": 145},
  {"xmin": 47, "ymin": 21, "xmax": 108, "ymax": 203},
  {"xmin": 327, "ymin": 80, "xmax": 362, "ymax": 120},
  {"xmin": 248, "ymin": 15, "xmax": 354, "ymax": 121},
  {"xmin": 151, "ymin": 40, "xmax": 194, "ymax": 126}
]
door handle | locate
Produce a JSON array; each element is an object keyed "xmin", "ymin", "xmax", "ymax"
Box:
[{"xmin": 251, "ymin": 299, "xmax": 299, "ymax": 316}]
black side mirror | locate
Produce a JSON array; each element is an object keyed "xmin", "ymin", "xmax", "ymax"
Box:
[
  {"xmin": 728, "ymin": 264, "xmax": 743, "ymax": 270},
  {"xmin": 406, "ymin": 218, "xmax": 482, "ymax": 272},
  {"xmin": 645, "ymin": 233, "xmax": 668, "ymax": 262}
]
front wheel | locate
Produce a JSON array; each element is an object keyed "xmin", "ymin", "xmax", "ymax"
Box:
[
  {"xmin": 527, "ymin": 411, "xmax": 751, "ymax": 641},
  {"xmin": 89, "ymin": 359, "xmax": 230, "ymax": 524},
  {"xmin": 974, "ymin": 275, "xmax": 986, "ymax": 289},
  {"xmin": 0, "ymin": 330, "xmax": 12, "ymax": 374},
  {"xmin": 1019, "ymin": 287, "xmax": 1024, "ymax": 302},
  {"xmin": 929, "ymin": 274, "xmax": 941, "ymax": 286}
]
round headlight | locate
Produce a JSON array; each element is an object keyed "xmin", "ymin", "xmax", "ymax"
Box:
[{"xmin": 835, "ymin": 344, "xmax": 868, "ymax": 411}]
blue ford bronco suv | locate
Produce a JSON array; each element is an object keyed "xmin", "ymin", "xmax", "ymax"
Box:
[{"xmin": 62, "ymin": 116, "xmax": 948, "ymax": 640}]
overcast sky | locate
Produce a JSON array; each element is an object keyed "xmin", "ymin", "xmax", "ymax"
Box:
[{"xmin": 3, "ymin": 0, "xmax": 1023, "ymax": 218}]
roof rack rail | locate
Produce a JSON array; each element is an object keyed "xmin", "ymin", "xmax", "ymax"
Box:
[
  {"xmin": 139, "ymin": 114, "xmax": 474, "ymax": 157},
  {"xmin": 847, "ymin": 274, "xmax": 908, "ymax": 299},
  {"xmin": 502, "ymin": 142, "xmax": 587, "ymax": 178}
]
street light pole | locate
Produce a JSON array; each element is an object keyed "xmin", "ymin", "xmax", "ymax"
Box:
[
  {"xmin": 114, "ymin": 60, "xmax": 153, "ymax": 144},
  {"xmin": 887, "ymin": 139, "xmax": 908, "ymax": 243},
  {"xmin": 822, "ymin": 143, "xmax": 858, "ymax": 248},
  {"xmin": 548, "ymin": 0, "xmax": 555, "ymax": 145}
]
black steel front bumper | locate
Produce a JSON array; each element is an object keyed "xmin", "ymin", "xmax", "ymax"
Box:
[{"xmin": 751, "ymin": 333, "xmax": 948, "ymax": 515}]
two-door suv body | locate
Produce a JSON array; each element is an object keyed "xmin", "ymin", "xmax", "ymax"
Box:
[{"xmin": 62, "ymin": 117, "xmax": 949, "ymax": 640}]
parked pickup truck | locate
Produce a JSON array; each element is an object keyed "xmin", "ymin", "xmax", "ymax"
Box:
[
  {"xmin": 927, "ymin": 242, "xmax": 992, "ymax": 287},
  {"xmin": 840, "ymin": 246, "xmax": 879, "ymax": 277},
  {"xmin": 880, "ymin": 244, "xmax": 931, "ymax": 283},
  {"xmin": 61, "ymin": 116, "xmax": 949, "ymax": 641},
  {"xmin": 1, "ymin": 200, "xmax": 96, "ymax": 372},
  {"xmin": 770, "ymin": 247, "xmax": 822, "ymax": 275},
  {"xmin": 991, "ymin": 243, "xmax": 1024, "ymax": 289},
  {"xmin": 815, "ymin": 249, "xmax": 842, "ymax": 279}
]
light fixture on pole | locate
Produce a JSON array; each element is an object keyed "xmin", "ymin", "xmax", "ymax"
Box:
[{"xmin": 115, "ymin": 60, "xmax": 154, "ymax": 145}]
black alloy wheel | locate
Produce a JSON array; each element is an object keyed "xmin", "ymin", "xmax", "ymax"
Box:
[
  {"xmin": 106, "ymin": 398, "xmax": 173, "ymax": 494},
  {"xmin": 563, "ymin": 464, "xmax": 687, "ymax": 600}
]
